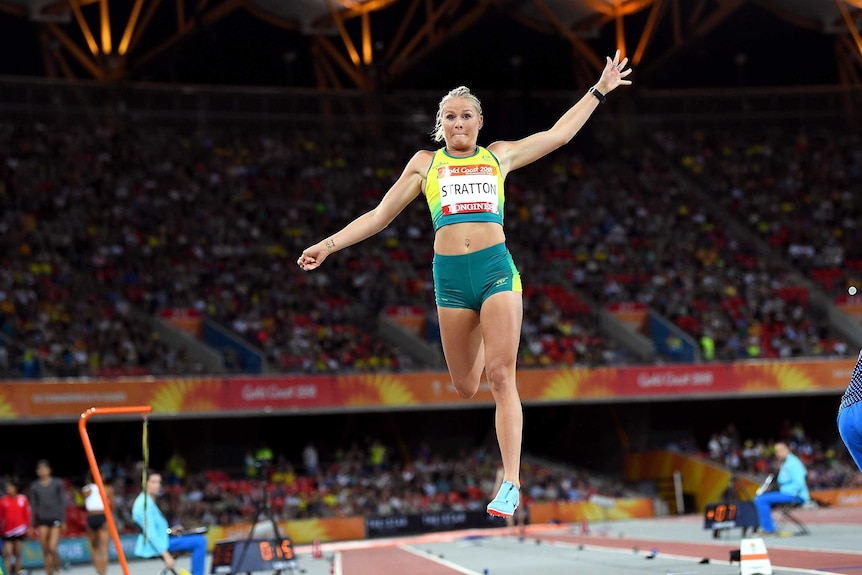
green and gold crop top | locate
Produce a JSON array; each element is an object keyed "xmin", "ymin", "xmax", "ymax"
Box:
[{"xmin": 424, "ymin": 146, "xmax": 505, "ymax": 232}]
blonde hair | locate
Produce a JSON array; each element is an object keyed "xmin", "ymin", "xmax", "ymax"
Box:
[{"xmin": 431, "ymin": 86, "xmax": 482, "ymax": 143}]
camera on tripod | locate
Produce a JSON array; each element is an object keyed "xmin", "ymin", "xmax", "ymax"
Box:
[{"xmin": 211, "ymin": 451, "xmax": 299, "ymax": 574}]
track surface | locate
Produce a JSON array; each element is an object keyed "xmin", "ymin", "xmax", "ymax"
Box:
[{"xmin": 82, "ymin": 506, "xmax": 862, "ymax": 575}]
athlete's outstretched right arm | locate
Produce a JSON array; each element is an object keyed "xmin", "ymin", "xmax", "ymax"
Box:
[{"xmin": 297, "ymin": 150, "xmax": 429, "ymax": 271}]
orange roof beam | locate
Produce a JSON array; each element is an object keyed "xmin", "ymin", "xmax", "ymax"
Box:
[
  {"xmin": 38, "ymin": 31, "xmax": 58, "ymax": 78},
  {"xmin": 532, "ymin": 0, "xmax": 604, "ymax": 72},
  {"xmin": 45, "ymin": 22, "xmax": 104, "ymax": 79},
  {"xmin": 388, "ymin": 0, "xmax": 487, "ymax": 78},
  {"xmin": 53, "ymin": 48, "xmax": 77, "ymax": 80},
  {"xmin": 177, "ymin": 0, "xmax": 186, "ymax": 31},
  {"xmin": 134, "ymin": 0, "xmax": 245, "ymax": 69},
  {"xmin": 386, "ymin": 0, "xmax": 421, "ymax": 61},
  {"xmin": 68, "ymin": 0, "xmax": 99, "ymax": 55},
  {"xmin": 836, "ymin": 0, "xmax": 862, "ymax": 58},
  {"xmin": 127, "ymin": 0, "xmax": 164, "ymax": 57},
  {"xmin": 316, "ymin": 39, "xmax": 351, "ymax": 89},
  {"xmin": 316, "ymin": 35, "xmax": 368, "ymax": 88},
  {"xmin": 325, "ymin": 0, "xmax": 362, "ymax": 66},
  {"xmin": 640, "ymin": 0, "xmax": 746, "ymax": 81},
  {"xmin": 315, "ymin": 0, "xmax": 397, "ymax": 26},
  {"xmin": 615, "ymin": 1, "xmax": 626, "ymax": 58},
  {"xmin": 610, "ymin": 0, "xmax": 658, "ymax": 59},
  {"xmin": 100, "ymin": 0, "xmax": 112, "ymax": 54},
  {"xmin": 119, "ymin": 0, "xmax": 147, "ymax": 56},
  {"xmin": 671, "ymin": 0, "xmax": 681, "ymax": 45},
  {"xmin": 362, "ymin": 11, "xmax": 372, "ymax": 65},
  {"xmin": 242, "ymin": 3, "xmax": 299, "ymax": 29},
  {"xmin": 633, "ymin": 0, "xmax": 666, "ymax": 66},
  {"xmin": 394, "ymin": 0, "xmax": 460, "ymax": 66},
  {"xmin": 835, "ymin": 36, "xmax": 861, "ymax": 87},
  {"xmin": 0, "ymin": 2, "xmax": 26, "ymax": 16}
]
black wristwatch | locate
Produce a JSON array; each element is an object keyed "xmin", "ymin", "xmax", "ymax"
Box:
[{"xmin": 588, "ymin": 86, "xmax": 606, "ymax": 104}]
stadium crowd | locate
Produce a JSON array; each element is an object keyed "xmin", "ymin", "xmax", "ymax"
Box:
[
  {"xmin": 701, "ymin": 423, "xmax": 862, "ymax": 490},
  {"xmin": 0, "ymin": 118, "xmax": 629, "ymax": 377},
  {"xmin": 3, "ymin": 440, "xmax": 635, "ymax": 537},
  {"xmin": 0, "ymin": 122, "xmax": 419, "ymax": 377},
  {"xmin": 655, "ymin": 126, "xmax": 862, "ymax": 301},
  {"xmin": 541, "ymin": 145, "xmax": 850, "ymax": 361},
  {"xmin": 5, "ymin": 426, "xmax": 860, "ymax": 540},
  {"xmin": 0, "ymin": 114, "xmax": 858, "ymax": 378}
]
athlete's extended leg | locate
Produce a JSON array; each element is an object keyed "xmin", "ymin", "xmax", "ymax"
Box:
[
  {"xmin": 49, "ymin": 525, "xmax": 62, "ymax": 575},
  {"xmin": 3, "ymin": 540, "xmax": 13, "ymax": 575},
  {"xmin": 13, "ymin": 540, "xmax": 23, "ymax": 575},
  {"xmin": 438, "ymin": 306, "xmax": 485, "ymax": 399},
  {"xmin": 38, "ymin": 525, "xmax": 58, "ymax": 575},
  {"xmin": 481, "ymin": 290, "xmax": 523, "ymax": 516},
  {"xmin": 93, "ymin": 522, "xmax": 110, "ymax": 574}
]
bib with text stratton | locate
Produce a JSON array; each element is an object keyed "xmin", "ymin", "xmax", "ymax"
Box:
[{"xmin": 425, "ymin": 147, "xmax": 505, "ymax": 231}]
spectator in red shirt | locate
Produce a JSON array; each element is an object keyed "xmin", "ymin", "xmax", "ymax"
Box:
[{"xmin": 0, "ymin": 479, "xmax": 32, "ymax": 575}]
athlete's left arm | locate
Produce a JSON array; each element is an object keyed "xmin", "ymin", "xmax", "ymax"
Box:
[{"xmin": 489, "ymin": 50, "xmax": 632, "ymax": 175}]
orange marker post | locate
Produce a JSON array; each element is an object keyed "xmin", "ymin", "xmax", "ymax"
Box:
[{"xmin": 79, "ymin": 406, "xmax": 153, "ymax": 575}]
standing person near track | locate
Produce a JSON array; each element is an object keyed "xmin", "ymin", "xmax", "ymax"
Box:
[
  {"xmin": 82, "ymin": 471, "xmax": 113, "ymax": 575},
  {"xmin": 0, "ymin": 479, "xmax": 32, "ymax": 575},
  {"xmin": 132, "ymin": 471, "xmax": 207, "ymax": 575},
  {"xmin": 29, "ymin": 460, "xmax": 66, "ymax": 575},
  {"xmin": 297, "ymin": 50, "xmax": 632, "ymax": 517}
]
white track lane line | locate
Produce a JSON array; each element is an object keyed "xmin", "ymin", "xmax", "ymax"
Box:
[
  {"xmin": 332, "ymin": 550, "xmax": 343, "ymax": 575},
  {"xmin": 400, "ymin": 545, "xmax": 483, "ymax": 575},
  {"xmin": 545, "ymin": 539, "xmax": 838, "ymax": 575}
]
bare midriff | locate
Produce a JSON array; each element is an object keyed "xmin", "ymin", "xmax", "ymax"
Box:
[{"xmin": 433, "ymin": 221, "xmax": 506, "ymax": 255}]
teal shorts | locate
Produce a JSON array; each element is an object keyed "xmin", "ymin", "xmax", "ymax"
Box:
[{"xmin": 433, "ymin": 242, "xmax": 522, "ymax": 311}]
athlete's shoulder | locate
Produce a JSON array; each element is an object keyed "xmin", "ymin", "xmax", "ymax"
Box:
[
  {"xmin": 407, "ymin": 149, "xmax": 437, "ymax": 174},
  {"xmin": 477, "ymin": 145, "xmax": 502, "ymax": 167},
  {"xmin": 414, "ymin": 149, "xmax": 436, "ymax": 161}
]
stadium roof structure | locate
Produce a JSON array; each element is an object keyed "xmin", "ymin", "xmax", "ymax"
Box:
[{"xmin": 0, "ymin": 0, "xmax": 860, "ymax": 88}]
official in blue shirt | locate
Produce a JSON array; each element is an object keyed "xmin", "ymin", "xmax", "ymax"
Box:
[
  {"xmin": 753, "ymin": 442, "xmax": 810, "ymax": 534},
  {"xmin": 132, "ymin": 472, "xmax": 207, "ymax": 575}
]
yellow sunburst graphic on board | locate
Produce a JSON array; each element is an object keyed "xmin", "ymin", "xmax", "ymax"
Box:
[
  {"xmin": 0, "ymin": 389, "xmax": 18, "ymax": 418},
  {"xmin": 149, "ymin": 378, "xmax": 222, "ymax": 413},
  {"xmin": 282, "ymin": 519, "xmax": 330, "ymax": 545},
  {"xmin": 337, "ymin": 374, "xmax": 416, "ymax": 406},
  {"xmin": 541, "ymin": 368, "xmax": 613, "ymax": 400},
  {"xmin": 734, "ymin": 362, "xmax": 816, "ymax": 393},
  {"xmin": 606, "ymin": 498, "xmax": 654, "ymax": 520}
]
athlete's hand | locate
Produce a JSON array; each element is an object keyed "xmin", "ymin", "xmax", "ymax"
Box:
[
  {"xmin": 297, "ymin": 242, "xmax": 328, "ymax": 272},
  {"xmin": 595, "ymin": 49, "xmax": 632, "ymax": 94}
]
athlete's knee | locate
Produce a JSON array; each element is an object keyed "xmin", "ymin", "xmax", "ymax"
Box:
[
  {"xmin": 452, "ymin": 377, "xmax": 480, "ymax": 399},
  {"xmin": 485, "ymin": 363, "xmax": 516, "ymax": 394}
]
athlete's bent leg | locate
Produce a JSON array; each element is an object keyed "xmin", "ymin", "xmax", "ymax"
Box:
[
  {"xmin": 438, "ymin": 306, "xmax": 484, "ymax": 399},
  {"xmin": 168, "ymin": 534, "xmax": 208, "ymax": 575}
]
